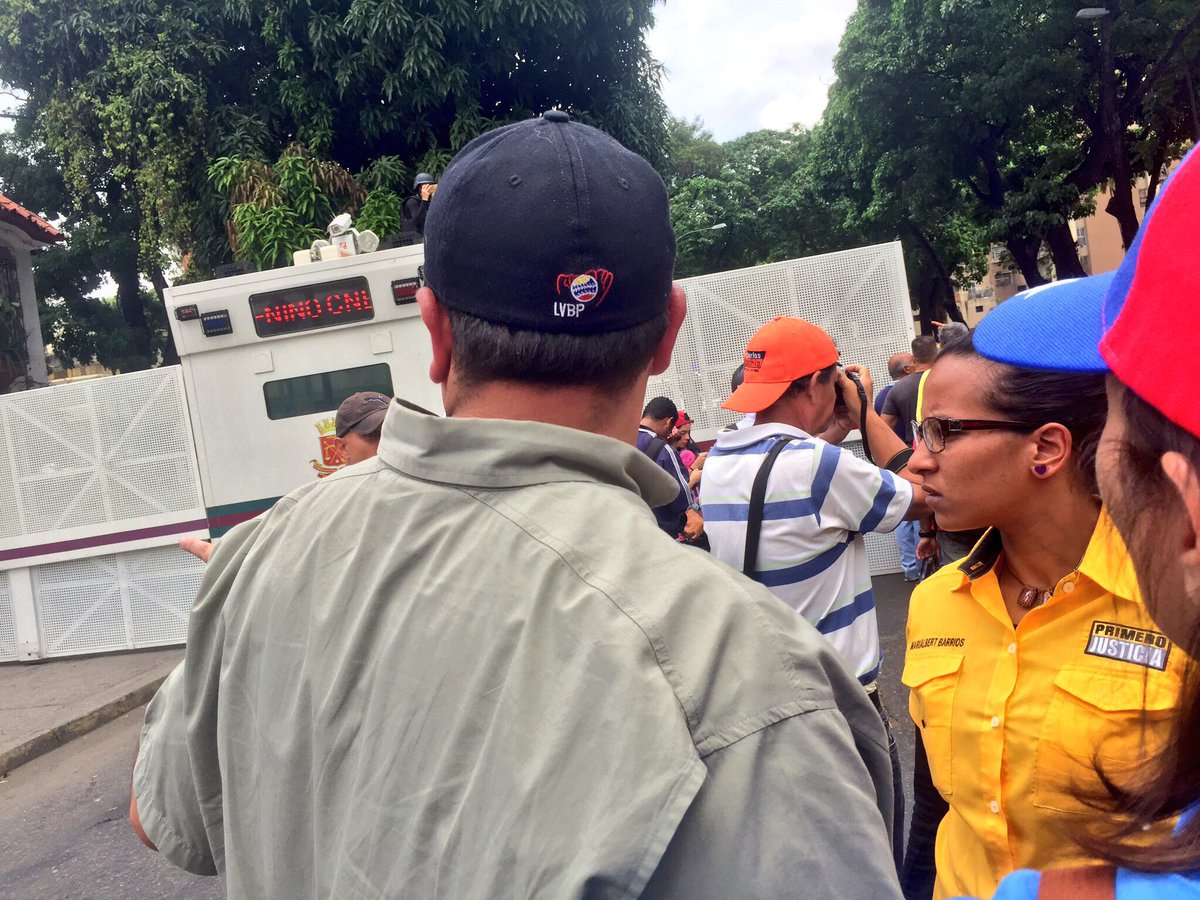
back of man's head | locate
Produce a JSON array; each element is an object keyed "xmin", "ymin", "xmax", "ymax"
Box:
[
  {"xmin": 937, "ymin": 322, "xmax": 970, "ymax": 351},
  {"xmin": 886, "ymin": 353, "xmax": 914, "ymax": 381},
  {"xmin": 912, "ymin": 335, "xmax": 938, "ymax": 365},
  {"xmin": 730, "ymin": 363, "xmax": 745, "ymax": 393},
  {"xmin": 422, "ymin": 111, "xmax": 677, "ymax": 395},
  {"xmin": 642, "ymin": 396, "xmax": 678, "ymax": 427}
]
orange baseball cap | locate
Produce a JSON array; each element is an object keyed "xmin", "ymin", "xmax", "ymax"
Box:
[{"xmin": 723, "ymin": 317, "xmax": 839, "ymax": 413}]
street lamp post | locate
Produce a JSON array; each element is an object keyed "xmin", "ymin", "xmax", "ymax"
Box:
[{"xmin": 677, "ymin": 223, "xmax": 728, "ymax": 241}]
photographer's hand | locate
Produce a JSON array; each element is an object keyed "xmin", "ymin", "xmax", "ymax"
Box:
[{"xmin": 843, "ymin": 363, "xmax": 873, "ymax": 400}]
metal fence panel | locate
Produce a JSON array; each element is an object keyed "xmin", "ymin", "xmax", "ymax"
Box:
[
  {"xmin": 32, "ymin": 546, "xmax": 204, "ymax": 658},
  {"xmin": 0, "ymin": 367, "xmax": 203, "ymax": 540},
  {"xmin": 0, "ymin": 571, "xmax": 16, "ymax": 662}
]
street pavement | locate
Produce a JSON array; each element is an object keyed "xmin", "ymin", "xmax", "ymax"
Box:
[
  {"xmin": 0, "ymin": 707, "xmax": 224, "ymax": 899},
  {"xmin": 0, "ymin": 647, "xmax": 183, "ymax": 775}
]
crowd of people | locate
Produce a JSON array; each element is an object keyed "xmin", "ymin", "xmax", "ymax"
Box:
[{"xmin": 130, "ymin": 110, "xmax": 1200, "ymax": 900}]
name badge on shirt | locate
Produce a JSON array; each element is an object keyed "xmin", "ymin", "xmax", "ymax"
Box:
[{"xmin": 1085, "ymin": 620, "xmax": 1172, "ymax": 671}]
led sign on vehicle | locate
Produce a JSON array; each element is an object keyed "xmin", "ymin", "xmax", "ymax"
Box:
[{"xmin": 249, "ymin": 277, "xmax": 374, "ymax": 337}]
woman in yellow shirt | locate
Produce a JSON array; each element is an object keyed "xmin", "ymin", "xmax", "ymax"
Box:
[{"xmin": 902, "ymin": 337, "xmax": 1185, "ymax": 900}]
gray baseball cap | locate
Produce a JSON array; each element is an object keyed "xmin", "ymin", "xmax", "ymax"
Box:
[{"xmin": 335, "ymin": 392, "xmax": 391, "ymax": 438}]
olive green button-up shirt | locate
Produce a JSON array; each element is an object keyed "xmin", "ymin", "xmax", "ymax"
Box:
[{"xmin": 134, "ymin": 405, "xmax": 901, "ymax": 899}]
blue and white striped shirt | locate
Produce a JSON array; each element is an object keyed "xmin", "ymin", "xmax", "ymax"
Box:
[{"xmin": 700, "ymin": 423, "xmax": 913, "ymax": 684}]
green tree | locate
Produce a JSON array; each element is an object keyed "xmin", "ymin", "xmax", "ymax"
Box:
[
  {"xmin": 0, "ymin": 0, "xmax": 670, "ymax": 369},
  {"xmin": 820, "ymin": 0, "xmax": 1200, "ymax": 306},
  {"xmin": 669, "ymin": 123, "xmax": 822, "ymax": 277}
]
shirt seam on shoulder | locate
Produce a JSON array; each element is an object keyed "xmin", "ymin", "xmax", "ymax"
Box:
[{"xmin": 694, "ymin": 699, "xmax": 834, "ymax": 757}]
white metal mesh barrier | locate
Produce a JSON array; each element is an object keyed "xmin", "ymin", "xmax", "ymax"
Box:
[
  {"xmin": 32, "ymin": 546, "xmax": 204, "ymax": 658},
  {"xmin": 0, "ymin": 367, "xmax": 202, "ymax": 540},
  {"xmin": 649, "ymin": 243, "xmax": 914, "ymax": 575},
  {"xmin": 0, "ymin": 571, "xmax": 16, "ymax": 662}
]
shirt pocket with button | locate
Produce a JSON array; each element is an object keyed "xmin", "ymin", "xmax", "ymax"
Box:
[
  {"xmin": 902, "ymin": 652, "xmax": 964, "ymax": 798},
  {"xmin": 1034, "ymin": 663, "xmax": 1179, "ymax": 814}
]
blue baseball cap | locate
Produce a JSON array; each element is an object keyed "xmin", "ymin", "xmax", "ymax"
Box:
[{"xmin": 973, "ymin": 144, "xmax": 1200, "ymax": 438}]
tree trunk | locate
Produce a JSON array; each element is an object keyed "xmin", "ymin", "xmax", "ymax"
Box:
[
  {"xmin": 1045, "ymin": 221, "xmax": 1087, "ymax": 279},
  {"xmin": 936, "ymin": 286, "xmax": 965, "ymax": 325},
  {"xmin": 148, "ymin": 265, "xmax": 180, "ymax": 366},
  {"xmin": 1096, "ymin": 20, "xmax": 1141, "ymax": 249},
  {"xmin": 1104, "ymin": 171, "xmax": 1141, "ymax": 250},
  {"xmin": 1006, "ymin": 236, "xmax": 1047, "ymax": 289},
  {"xmin": 112, "ymin": 252, "xmax": 152, "ymax": 370},
  {"xmin": 914, "ymin": 275, "xmax": 938, "ymax": 336},
  {"xmin": 904, "ymin": 220, "xmax": 964, "ymax": 327}
]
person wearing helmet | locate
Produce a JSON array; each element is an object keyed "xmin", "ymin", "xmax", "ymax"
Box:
[{"xmin": 402, "ymin": 172, "xmax": 438, "ymax": 240}]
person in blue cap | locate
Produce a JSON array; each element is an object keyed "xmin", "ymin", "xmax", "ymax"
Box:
[{"xmin": 964, "ymin": 146, "xmax": 1200, "ymax": 899}]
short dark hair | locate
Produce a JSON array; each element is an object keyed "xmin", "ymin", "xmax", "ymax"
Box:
[
  {"xmin": 642, "ymin": 395, "xmax": 678, "ymax": 423},
  {"xmin": 447, "ymin": 308, "xmax": 669, "ymax": 392},
  {"xmin": 730, "ymin": 364, "xmax": 745, "ymax": 393},
  {"xmin": 938, "ymin": 337, "xmax": 1106, "ymax": 492},
  {"xmin": 912, "ymin": 335, "xmax": 938, "ymax": 364},
  {"xmin": 779, "ymin": 363, "xmax": 838, "ymax": 400}
]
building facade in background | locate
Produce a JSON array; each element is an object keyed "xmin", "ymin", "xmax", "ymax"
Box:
[
  {"xmin": 952, "ymin": 163, "xmax": 1178, "ymax": 327},
  {"xmin": 0, "ymin": 194, "xmax": 63, "ymax": 392}
]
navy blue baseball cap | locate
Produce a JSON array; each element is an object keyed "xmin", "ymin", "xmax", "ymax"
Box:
[
  {"xmin": 422, "ymin": 110, "xmax": 677, "ymax": 335},
  {"xmin": 974, "ymin": 145, "xmax": 1200, "ymax": 438}
]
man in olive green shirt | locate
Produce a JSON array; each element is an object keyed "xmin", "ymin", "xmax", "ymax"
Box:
[{"xmin": 132, "ymin": 111, "xmax": 902, "ymax": 898}]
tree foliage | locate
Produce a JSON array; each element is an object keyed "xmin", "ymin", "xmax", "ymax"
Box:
[
  {"xmin": 0, "ymin": 0, "xmax": 669, "ymax": 374},
  {"xmin": 665, "ymin": 0, "xmax": 1199, "ymax": 332}
]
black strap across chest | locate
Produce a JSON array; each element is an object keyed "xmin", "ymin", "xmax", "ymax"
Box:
[{"xmin": 743, "ymin": 437, "xmax": 797, "ymax": 578}]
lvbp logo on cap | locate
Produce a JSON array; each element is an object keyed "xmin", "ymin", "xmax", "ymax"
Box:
[{"xmin": 422, "ymin": 109, "xmax": 676, "ymax": 334}]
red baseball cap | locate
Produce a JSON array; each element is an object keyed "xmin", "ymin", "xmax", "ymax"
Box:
[{"xmin": 723, "ymin": 317, "xmax": 839, "ymax": 413}]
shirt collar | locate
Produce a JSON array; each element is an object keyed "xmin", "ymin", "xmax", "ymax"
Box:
[
  {"xmin": 377, "ymin": 403, "xmax": 681, "ymax": 507},
  {"xmin": 953, "ymin": 507, "xmax": 1141, "ymax": 603},
  {"xmin": 714, "ymin": 421, "xmax": 814, "ymax": 450}
]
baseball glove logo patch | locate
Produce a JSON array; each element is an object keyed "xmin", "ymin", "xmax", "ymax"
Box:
[{"xmin": 556, "ymin": 269, "xmax": 614, "ymax": 306}]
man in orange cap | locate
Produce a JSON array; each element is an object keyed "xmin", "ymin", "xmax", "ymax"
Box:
[{"xmin": 700, "ymin": 316, "xmax": 930, "ymax": 867}]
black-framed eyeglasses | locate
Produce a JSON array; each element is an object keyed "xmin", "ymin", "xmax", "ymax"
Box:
[{"xmin": 911, "ymin": 417, "xmax": 1035, "ymax": 453}]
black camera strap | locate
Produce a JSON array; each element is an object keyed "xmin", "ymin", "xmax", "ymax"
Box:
[
  {"xmin": 743, "ymin": 436, "xmax": 797, "ymax": 578},
  {"xmin": 852, "ymin": 375, "xmax": 873, "ymax": 464}
]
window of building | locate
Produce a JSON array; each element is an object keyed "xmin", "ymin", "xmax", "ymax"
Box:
[
  {"xmin": 1075, "ymin": 223, "xmax": 1088, "ymax": 248},
  {"xmin": 995, "ymin": 273, "xmax": 1012, "ymax": 287},
  {"xmin": 1139, "ymin": 187, "xmax": 1149, "ymax": 209},
  {"xmin": 263, "ymin": 363, "xmax": 393, "ymax": 420}
]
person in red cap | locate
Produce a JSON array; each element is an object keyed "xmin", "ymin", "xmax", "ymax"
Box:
[{"xmin": 701, "ymin": 315, "xmax": 931, "ymax": 868}]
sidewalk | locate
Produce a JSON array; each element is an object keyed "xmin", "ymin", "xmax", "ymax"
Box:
[{"xmin": 0, "ymin": 647, "xmax": 183, "ymax": 775}]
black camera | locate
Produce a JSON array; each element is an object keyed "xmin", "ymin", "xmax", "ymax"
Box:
[{"xmin": 834, "ymin": 368, "xmax": 863, "ymax": 411}]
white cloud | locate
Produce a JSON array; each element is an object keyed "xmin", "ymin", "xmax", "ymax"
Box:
[{"xmin": 648, "ymin": 0, "xmax": 855, "ymax": 141}]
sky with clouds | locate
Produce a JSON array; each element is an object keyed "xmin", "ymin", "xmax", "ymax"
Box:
[{"xmin": 647, "ymin": 0, "xmax": 857, "ymax": 142}]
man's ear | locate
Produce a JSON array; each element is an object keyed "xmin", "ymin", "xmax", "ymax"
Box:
[
  {"xmin": 1161, "ymin": 452, "xmax": 1200, "ymax": 587},
  {"xmin": 417, "ymin": 287, "xmax": 452, "ymax": 385},
  {"xmin": 648, "ymin": 284, "xmax": 687, "ymax": 377}
]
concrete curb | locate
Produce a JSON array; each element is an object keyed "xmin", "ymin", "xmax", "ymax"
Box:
[{"xmin": 0, "ymin": 674, "xmax": 168, "ymax": 776}]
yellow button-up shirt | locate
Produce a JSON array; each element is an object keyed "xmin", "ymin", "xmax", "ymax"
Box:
[{"xmin": 904, "ymin": 510, "xmax": 1184, "ymax": 900}]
